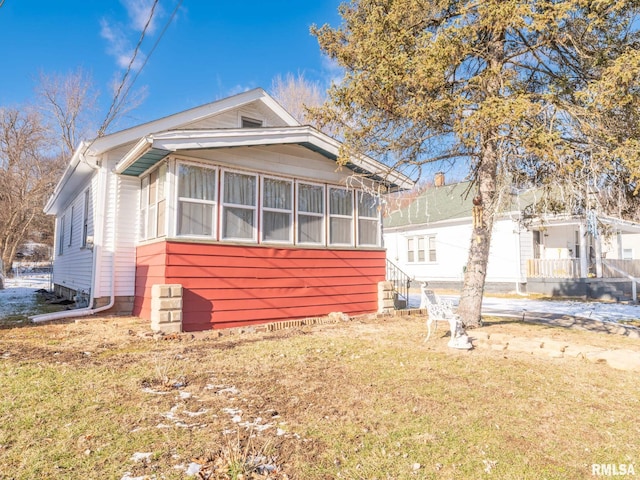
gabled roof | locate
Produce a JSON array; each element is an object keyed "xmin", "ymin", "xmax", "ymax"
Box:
[
  {"xmin": 45, "ymin": 88, "xmax": 414, "ymax": 215},
  {"xmin": 45, "ymin": 89, "xmax": 298, "ymax": 215}
]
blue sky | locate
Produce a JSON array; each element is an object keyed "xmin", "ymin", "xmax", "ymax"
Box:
[{"xmin": 0, "ymin": 0, "xmax": 343, "ymax": 131}]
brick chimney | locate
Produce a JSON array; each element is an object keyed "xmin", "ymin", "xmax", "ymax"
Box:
[{"xmin": 434, "ymin": 172, "xmax": 445, "ymax": 187}]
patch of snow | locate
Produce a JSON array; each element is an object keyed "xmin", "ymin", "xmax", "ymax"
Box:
[
  {"xmin": 0, "ymin": 274, "xmax": 52, "ymax": 319},
  {"xmin": 185, "ymin": 462, "xmax": 202, "ymax": 476},
  {"xmin": 120, "ymin": 473, "xmax": 148, "ymax": 480},
  {"xmin": 408, "ymin": 294, "xmax": 640, "ymax": 323},
  {"xmin": 130, "ymin": 452, "xmax": 153, "ymax": 462}
]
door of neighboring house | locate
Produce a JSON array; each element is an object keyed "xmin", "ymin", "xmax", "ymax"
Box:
[{"xmin": 533, "ymin": 230, "xmax": 542, "ymax": 259}]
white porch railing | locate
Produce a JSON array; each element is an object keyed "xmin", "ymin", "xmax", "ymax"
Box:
[{"xmin": 527, "ymin": 259, "xmax": 581, "ymax": 278}]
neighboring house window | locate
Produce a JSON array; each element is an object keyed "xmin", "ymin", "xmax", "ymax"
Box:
[
  {"xmin": 68, "ymin": 206, "xmax": 74, "ymax": 247},
  {"xmin": 357, "ymin": 191, "xmax": 380, "ymax": 246},
  {"xmin": 329, "ymin": 187, "xmax": 353, "ymax": 246},
  {"xmin": 58, "ymin": 215, "xmax": 65, "ymax": 255},
  {"xmin": 177, "ymin": 163, "xmax": 217, "ymax": 237},
  {"xmin": 222, "ymin": 170, "xmax": 257, "ymax": 241},
  {"xmin": 262, "ymin": 176, "xmax": 293, "ymax": 243},
  {"xmin": 140, "ymin": 163, "xmax": 167, "ymax": 240},
  {"xmin": 407, "ymin": 235, "xmax": 437, "ymax": 263},
  {"xmin": 297, "ymin": 182, "xmax": 325, "ymax": 245},
  {"xmin": 623, "ymin": 249, "xmax": 633, "ymax": 260},
  {"xmin": 82, "ymin": 189, "xmax": 90, "ymax": 247},
  {"xmin": 241, "ymin": 116, "xmax": 263, "ymax": 128}
]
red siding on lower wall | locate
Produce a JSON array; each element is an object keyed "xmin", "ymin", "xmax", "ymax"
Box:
[
  {"xmin": 135, "ymin": 241, "xmax": 386, "ymax": 332},
  {"xmin": 133, "ymin": 242, "xmax": 167, "ymax": 320}
]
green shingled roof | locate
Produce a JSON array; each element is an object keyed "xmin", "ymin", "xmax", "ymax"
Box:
[
  {"xmin": 385, "ymin": 182, "xmax": 474, "ymax": 228},
  {"xmin": 384, "ymin": 181, "xmax": 539, "ymax": 228}
]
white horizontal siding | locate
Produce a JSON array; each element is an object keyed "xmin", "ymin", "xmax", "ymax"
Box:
[
  {"xmin": 383, "ymin": 218, "xmax": 521, "ymax": 284},
  {"xmin": 52, "ymin": 174, "xmax": 97, "ymax": 293},
  {"xmin": 183, "ymin": 101, "xmax": 288, "ymax": 129},
  {"xmin": 176, "ymin": 144, "xmax": 355, "ymax": 186},
  {"xmin": 95, "ymin": 162, "xmax": 139, "ymax": 298}
]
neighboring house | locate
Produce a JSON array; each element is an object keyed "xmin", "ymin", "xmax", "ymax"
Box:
[
  {"xmin": 383, "ymin": 174, "xmax": 640, "ymax": 300},
  {"xmin": 42, "ymin": 89, "xmax": 413, "ymax": 331}
]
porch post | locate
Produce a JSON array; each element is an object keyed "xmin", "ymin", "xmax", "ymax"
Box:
[
  {"xmin": 579, "ymin": 223, "xmax": 588, "ymax": 278},
  {"xmin": 595, "ymin": 236, "xmax": 603, "ymax": 278}
]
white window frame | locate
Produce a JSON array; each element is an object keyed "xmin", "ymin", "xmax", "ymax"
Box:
[
  {"xmin": 356, "ymin": 191, "xmax": 380, "ymax": 247},
  {"xmin": 221, "ymin": 169, "xmax": 258, "ymax": 243},
  {"xmin": 139, "ymin": 163, "xmax": 168, "ymax": 241},
  {"xmin": 407, "ymin": 235, "xmax": 437, "ymax": 263},
  {"xmin": 241, "ymin": 116, "xmax": 263, "ymax": 128},
  {"xmin": 175, "ymin": 161, "xmax": 218, "ymax": 239},
  {"xmin": 58, "ymin": 215, "xmax": 65, "ymax": 255},
  {"xmin": 296, "ymin": 181, "xmax": 326, "ymax": 246},
  {"xmin": 328, "ymin": 187, "xmax": 355, "ymax": 247},
  {"xmin": 139, "ymin": 175, "xmax": 149, "ymax": 242},
  {"xmin": 261, "ymin": 175, "xmax": 293, "ymax": 244},
  {"xmin": 81, "ymin": 189, "xmax": 90, "ymax": 248},
  {"xmin": 68, "ymin": 206, "xmax": 74, "ymax": 247}
]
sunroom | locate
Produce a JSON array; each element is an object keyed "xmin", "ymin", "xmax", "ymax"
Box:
[{"xmin": 116, "ymin": 127, "xmax": 411, "ymax": 331}]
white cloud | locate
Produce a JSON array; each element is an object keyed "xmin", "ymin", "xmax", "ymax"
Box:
[
  {"xmin": 121, "ymin": 0, "xmax": 162, "ymax": 33},
  {"xmin": 100, "ymin": 18, "xmax": 144, "ymax": 70},
  {"xmin": 320, "ymin": 54, "xmax": 344, "ymax": 87}
]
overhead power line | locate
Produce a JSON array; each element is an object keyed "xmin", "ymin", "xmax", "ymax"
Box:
[{"xmin": 96, "ymin": 0, "xmax": 182, "ymax": 139}]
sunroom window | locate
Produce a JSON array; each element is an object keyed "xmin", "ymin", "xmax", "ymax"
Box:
[
  {"xmin": 262, "ymin": 177, "xmax": 293, "ymax": 243},
  {"xmin": 177, "ymin": 163, "xmax": 217, "ymax": 237},
  {"xmin": 329, "ymin": 187, "xmax": 353, "ymax": 246},
  {"xmin": 357, "ymin": 191, "xmax": 380, "ymax": 246},
  {"xmin": 222, "ymin": 171, "xmax": 257, "ymax": 241},
  {"xmin": 140, "ymin": 163, "xmax": 167, "ymax": 240},
  {"xmin": 297, "ymin": 182, "xmax": 325, "ymax": 245}
]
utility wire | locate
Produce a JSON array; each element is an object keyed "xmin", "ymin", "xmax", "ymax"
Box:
[
  {"xmin": 111, "ymin": 0, "xmax": 184, "ymax": 123},
  {"xmin": 97, "ymin": 0, "xmax": 160, "ymax": 138}
]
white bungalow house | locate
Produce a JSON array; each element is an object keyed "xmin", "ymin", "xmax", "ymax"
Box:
[
  {"xmin": 383, "ymin": 175, "xmax": 640, "ymax": 302},
  {"xmin": 37, "ymin": 88, "xmax": 413, "ymax": 331}
]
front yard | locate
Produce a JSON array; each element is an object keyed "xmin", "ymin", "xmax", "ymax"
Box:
[{"xmin": 0, "ymin": 313, "xmax": 639, "ymax": 479}]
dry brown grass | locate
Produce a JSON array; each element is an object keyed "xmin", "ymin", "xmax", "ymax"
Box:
[{"xmin": 0, "ymin": 314, "xmax": 639, "ymax": 479}]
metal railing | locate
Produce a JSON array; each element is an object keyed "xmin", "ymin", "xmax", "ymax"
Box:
[{"xmin": 386, "ymin": 259, "xmax": 412, "ymax": 307}]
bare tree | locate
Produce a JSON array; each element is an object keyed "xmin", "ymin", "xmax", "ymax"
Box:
[
  {"xmin": 270, "ymin": 73, "xmax": 325, "ymax": 128},
  {"xmin": 36, "ymin": 68, "xmax": 99, "ymax": 156},
  {"xmin": 0, "ymin": 108, "xmax": 62, "ymax": 280}
]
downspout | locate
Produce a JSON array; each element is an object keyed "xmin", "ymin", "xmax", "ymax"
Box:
[{"xmin": 30, "ymin": 165, "xmax": 117, "ymax": 323}]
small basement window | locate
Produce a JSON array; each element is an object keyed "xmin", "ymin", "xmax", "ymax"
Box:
[{"xmin": 241, "ymin": 117, "xmax": 263, "ymax": 128}]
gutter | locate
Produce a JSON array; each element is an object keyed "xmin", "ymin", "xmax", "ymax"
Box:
[{"xmin": 45, "ymin": 141, "xmax": 97, "ymax": 213}]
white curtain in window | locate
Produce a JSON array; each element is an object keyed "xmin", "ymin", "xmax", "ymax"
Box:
[
  {"xmin": 264, "ymin": 211, "xmax": 290, "ymax": 241},
  {"xmin": 330, "ymin": 218, "xmax": 352, "ymax": 244},
  {"xmin": 299, "ymin": 184, "xmax": 323, "ymax": 213},
  {"xmin": 224, "ymin": 208, "xmax": 254, "ymax": 239},
  {"xmin": 264, "ymin": 178, "xmax": 291, "ymax": 209},
  {"xmin": 357, "ymin": 191, "xmax": 379, "ymax": 246},
  {"xmin": 330, "ymin": 188, "xmax": 352, "ymax": 215},
  {"xmin": 177, "ymin": 164, "xmax": 216, "ymax": 236},
  {"xmin": 329, "ymin": 188, "xmax": 353, "ymax": 244},
  {"xmin": 179, "ymin": 165, "xmax": 216, "ymax": 201},
  {"xmin": 299, "ymin": 215, "xmax": 323, "ymax": 243},
  {"xmin": 358, "ymin": 219, "xmax": 378, "ymax": 246},
  {"xmin": 178, "ymin": 203, "xmax": 213, "ymax": 236},
  {"xmin": 224, "ymin": 172, "xmax": 256, "ymax": 206}
]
